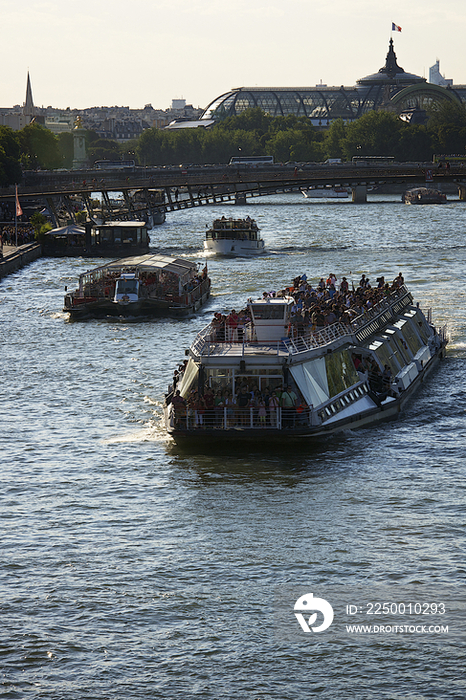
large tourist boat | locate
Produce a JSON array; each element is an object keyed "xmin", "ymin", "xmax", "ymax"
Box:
[
  {"xmin": 204, "ymin": 217, "xmax": 265, "ymax": 256},
  {"xmin": 402, "ymin": 187, "xmax": 447, "ymax": 204},
  {"xmin": 64, "ymin": 254, "xmax": 210, "ymax": 319},
  {"xmin": 164, "ymin": 278, "xmax": 447, "ymax": 443}
]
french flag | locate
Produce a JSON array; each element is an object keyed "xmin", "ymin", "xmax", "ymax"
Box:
[{"xmin": 392, "ymin": 22, "xmax": 402, "ymax": 32}]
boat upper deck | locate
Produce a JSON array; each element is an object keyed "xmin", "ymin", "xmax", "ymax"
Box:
[
  {"xmin": 190, "ymin": 285, "xmax": 414, "ymax": 359},
  {"xmin": 206, "ymin": 217, "xmax": 261, "ymax": 241}
]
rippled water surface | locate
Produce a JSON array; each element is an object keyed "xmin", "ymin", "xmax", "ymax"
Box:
[{"xmin": 1, "ymin": 194, "xmax": 466, "ymax": 699}]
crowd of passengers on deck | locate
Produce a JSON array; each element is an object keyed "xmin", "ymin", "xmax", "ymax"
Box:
[
  {"xmin": 212, "ymin": 216, "xmax": 258, "ymax": 230},
  {"xmin": 79, "ymin": 266, "xmax": 208, "ymax": 300},
  {"xmin": 208, "ymin": 271, "xmax": 406, "ymax": 342},
  {"xmin": 170, "ymin": 380, "xmax": 309, "ymax": 430}
]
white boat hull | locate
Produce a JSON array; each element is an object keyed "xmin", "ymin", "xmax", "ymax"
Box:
[{"xmin": 204, "ymin": 238, "xmax": 266, "ymax": 256}]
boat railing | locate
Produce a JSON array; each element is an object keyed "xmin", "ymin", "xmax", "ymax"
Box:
[
  {"xmin": 282, "ymin": 322, "xmax": 348, "ymax": 354},
  {"xmin": 284, "ymin": 285, "xmax": 413, "ymax": 355},
  {"xmin": 168, "ymin": 404, "xmax": 317, "ymax": 431},
  {"xmin": 190, "ymin": 285, "xmax": 414, "ymax": 357},
  {"xmin": 190, "ymin": 321, "xmax": 218, "ymax": 355},
  {"xmin": 191, "ymin": 331, "xmax": 288, "ymax": 358},
  {"xmin": 437, "ymin": 323, "xmax": 448, "ymax": 344}
]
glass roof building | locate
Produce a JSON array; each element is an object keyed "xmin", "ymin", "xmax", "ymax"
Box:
[{"xmin": 198, "ymin": 40, "xmax": 466, "ymax": 127}]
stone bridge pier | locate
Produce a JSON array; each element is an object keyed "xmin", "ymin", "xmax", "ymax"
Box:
[
  {"xmin": 458, "ymin": 184, "xmax": 466, "ymax": 201},
  {"xmin": 351, "ymin": 185, "xmax": 367, "ymax": 203}
]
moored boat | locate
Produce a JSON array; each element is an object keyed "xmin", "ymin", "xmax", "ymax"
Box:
[
  {"xmin": 402, "ymin": 187, "xmax": 447, "ymax": 204},
  {"xmin": 204, "ymin": 217, "xmax": 265, "ymax": 256},
  {"xmin": 301, "ymin": 187, "xmax": 349, "ymax": 199},
  {"xmin": 64, "ymin": 254, "xmax": 211, "ymax": 319},
  {"xmin": 164, "ymin": 275, "xmax": 447, "ymax": 444},
  {"xmin": 43, "ymin": 220, "xmax": 151, "ymax": 257}
]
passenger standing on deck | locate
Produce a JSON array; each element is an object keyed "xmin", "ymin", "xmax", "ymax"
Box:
[
  {"xmin": 236, "ymin": 385, "xmax": 251, "ymax": 425},
  {"xmin": 268, "ymin": 392, "xmax": 280, "ymax": 427},
  {"xmin": 237, "ymin": 311, "xmax": 246, "ymax": 343},
  {"xmin": 194, "ymin": 393, "xmax": 206, "ymax": 428},
  {"xmin": 257, "ymin": 399, "xmax": 267, "ymax": 426},
  {"xmin": 281, "ymin": 385, "xmax": 297, "ymax": 428},
  {"xmin": 226, "ymin": 309, "xmax": 239, "ymax": 342},
  {"xmin": 225, "ymin": 393, "xmax": 236, "ymax": 427},
  {"xmin": 340, "ymin": 276, "xmax": 349, "ymax": 293},
  {"xmin": 203, "ymin": 387, "xmax": 215, "ymax": 427},
  {"xmin": 171, "ymin": 390, "xmax": 186, "ymax": 428}
]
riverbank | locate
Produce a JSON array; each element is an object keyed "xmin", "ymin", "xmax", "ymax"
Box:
[{"xmin": 0, "ymin": 242, "xmax": 42, "ymax": 280}]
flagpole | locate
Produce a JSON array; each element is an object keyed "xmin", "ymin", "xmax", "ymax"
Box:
[{"xmin": 14, "ymin": 184, "xmax": 22, "ymax": 248}]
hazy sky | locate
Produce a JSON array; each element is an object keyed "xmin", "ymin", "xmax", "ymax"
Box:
[{"xmin": 2, "ymin": 0, "xmax": 465, "ymax": 112}]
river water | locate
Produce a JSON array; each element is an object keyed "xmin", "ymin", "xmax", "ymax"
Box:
[{"xmin": 1, "ymin": 193, "xmax": 466, "ymax": 699}]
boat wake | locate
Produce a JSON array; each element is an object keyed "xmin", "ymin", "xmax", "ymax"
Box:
[{"xmin": 102, "ymin": 420, "xmax": 169, "ymax": 444}]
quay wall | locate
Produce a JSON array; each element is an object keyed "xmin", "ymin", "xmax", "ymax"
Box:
[{"xmin": 0, "ymin": 243, "xmax": 42, "ymax": 280}]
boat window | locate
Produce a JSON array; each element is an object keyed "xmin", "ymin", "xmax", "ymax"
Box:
[
  {"xmin": 398, "ymin": 321, "xmax": 423, "ymax": 355},
  {"xmin": 205, "ymin": 368, "xmax": 234, "ymax": 394},
  {"xmin": 411, "ymin": 311, "xmax": 431, "ymax": 343},
  {"xmin": 116, "ymin": 278, "xmax": 138, "ymax": 295},
  {"xmin": 204, "ymin": 368, "xmax": 283, "ymax": 395},
  {"xmin": 98, "ymin": 228, "xmax": 113, "ymax": 243},
  {"xmin": 384, "ymin": 332, "xmax": 410, "ymax": 365},
  {"xmin": 250, "ymin": 304, "xmax": 287, "ymax": 320},
  {"xmin": 325, "ymin": 349, "xmax": 359, "ymax": 398},
  {"xmin": 372, "ymin": 338, "xmax": 402, "ymax": 372}
]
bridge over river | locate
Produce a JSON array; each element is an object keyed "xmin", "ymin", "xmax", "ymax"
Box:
[{"xmin": 1, "ymin": 163, "xmax": 465, "ymax": 226}]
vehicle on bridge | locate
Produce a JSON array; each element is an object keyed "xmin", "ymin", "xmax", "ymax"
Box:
[
  {"xmin": 94, "ymin": 160, "xmax": 136, "ymax": 170},
  {"xmin": 228, "ymin": 155, "xmax": 274, "ymax": 166}
]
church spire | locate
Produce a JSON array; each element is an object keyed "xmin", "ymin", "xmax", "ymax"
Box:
[{"xmin": 23, "ymin": 72, "xmax": 35, "ymax": 117}]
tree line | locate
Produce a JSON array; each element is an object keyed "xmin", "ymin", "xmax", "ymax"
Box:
[{"xmin": 1, "ymin": 102, "xmax": 466, "ymax": 186}]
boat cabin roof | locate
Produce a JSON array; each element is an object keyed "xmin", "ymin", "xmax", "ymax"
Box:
[
  {"xmin": 93, "ymin": 221, "xmax": 148, "ymax": 229},
  {"xmin": 45, "ymin": 224, "xmax": 86, "ymax": 238},
  {"xmin": 248, "ymin": 297, "xmax": 293, "ymax": 321},
  {"xmin": 79, "ymin": 254, "xmax": 200, "ymax": 285}
]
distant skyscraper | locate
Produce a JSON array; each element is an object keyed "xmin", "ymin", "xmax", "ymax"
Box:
[
  {"xmin": 23, "ymin": 72, "xmax": 35, "ymax": 118},
  {"xmin": 429, "ymin": 60, "xmax": 453, "ymax": 87},
  {"xmin": 171, "ymin": 98, "xmax": 186, "ymax": 110}
]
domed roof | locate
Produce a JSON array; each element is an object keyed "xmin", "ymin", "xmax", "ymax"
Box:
[{"xmin": 357, "ymin": 39, "xmax": 426, "ymax": 86}]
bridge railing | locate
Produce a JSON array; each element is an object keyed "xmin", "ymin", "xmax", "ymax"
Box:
[{"xmin": 3, "ymin": 162, "xmax": 465, "ymax": 198}]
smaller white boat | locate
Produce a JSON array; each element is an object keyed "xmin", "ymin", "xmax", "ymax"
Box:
[
  {"xmin": 301, "ymin": 187, "xmax": 349, "ymax": 199},
  {"xmin": 204, "ymin": 217, "xmax": 265, "ymax": 256}
]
